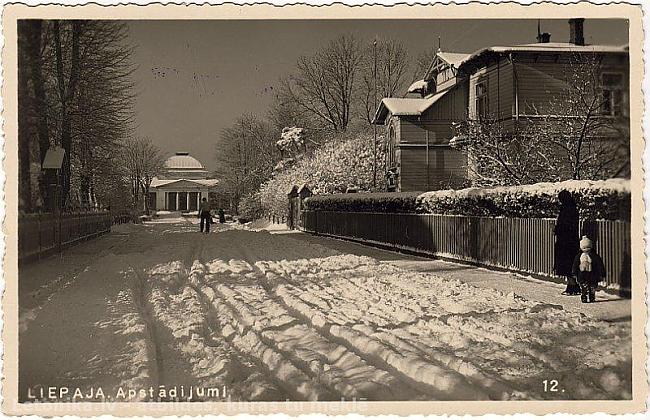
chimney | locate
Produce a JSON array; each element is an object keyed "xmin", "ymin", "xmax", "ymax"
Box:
[
  {"xmin": 569, "ymin": 18, "xmax": 585, "ymax": 46},
  {"xmin": 536, "ymin": 20, "xmax": 551, "ymax": 43}
]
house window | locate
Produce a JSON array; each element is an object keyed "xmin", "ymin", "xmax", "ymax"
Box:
[
  {"xmin": 601, "ymin": 72, "xmax": 625, "ymax": 116},
  {"xmin": 475, "ymin": 81, "xmax": 488, "ymax": 120}
]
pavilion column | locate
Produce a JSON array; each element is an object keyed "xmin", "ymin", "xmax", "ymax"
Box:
[
  {"xmin": 196, "ymin": 192, "xmax": 200, "ymax": 211},
  {"xmin": 176, "ymin": 192, "xmax": 179, "ymax": 211}
]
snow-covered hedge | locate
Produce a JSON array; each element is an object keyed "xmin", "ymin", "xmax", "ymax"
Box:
[
  {"xmin": 304, "ymin": 192, "xmax": 420, "ymax": 213},
  {"xmin": 259, "ymin": 133, "xmax": 385, "ymax": 217},
  {"xmin": 304, "ymin": 179, "xmax": 631, "ymax": 220},
  {"xmin": 417, "ymin": 179, "xmax": 630, "ymax": 220}
]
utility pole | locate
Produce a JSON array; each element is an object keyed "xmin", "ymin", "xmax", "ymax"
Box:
[{"xmin": 373, "ymin": 39, "xmax": 377, "ymax": 190}]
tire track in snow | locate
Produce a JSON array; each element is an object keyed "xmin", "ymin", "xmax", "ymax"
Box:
[
  {"xmin": 270, "ymin": 260, "xmax": 546, "ymax": 398},
  {"xmin": 228, "ymin": 246, "xmax": 495, "ymax": 400},
  {"xmin": 187, "ymin": 261, "xmax": 336, "ymax": 401},
  {"xmin": 266, "ymin": 281, "xmax": 493, "ymax": 400},
  {"xmin": 132, "ymin": 236, "xmax": 234, "ymax": 398},
  {"xmin": 219, "ymin": 239, "xmax": 437, "ymax": 400},
  {"xmin": 128, "ymin": 267, "xmax": 163, "ymax": 390},
  {"xmin": 186, "ymin": 236, "xmax": 311, "ymax": 400}
]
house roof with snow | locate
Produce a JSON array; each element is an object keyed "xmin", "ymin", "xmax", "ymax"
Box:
[
  {"xmin": 457, "ymin": 42, "xmax": 629, "ymax": 73},
  {"xmin": 437, "ymin": 52, "xmax": 472, "ymax": 67},
  {"xmin": 372, "ymin": 89, "xmax": 449, "ymax": 125},
  {"xmin": 407, "ymin": 79, "xmax": 427, "ymax": 94},
  {"xmin": 423, "ymin": 51, "xmax": 472, "ymax": 82}
]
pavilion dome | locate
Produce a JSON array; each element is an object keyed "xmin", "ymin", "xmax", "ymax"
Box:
[{"xmin": 164, "ymin": 152, "xmax": 205, "ymax": 170}]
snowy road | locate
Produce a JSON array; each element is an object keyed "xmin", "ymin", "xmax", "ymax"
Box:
[{"xmin": 19, "ymin": 220, "xmax": 632, "ymax": 402}]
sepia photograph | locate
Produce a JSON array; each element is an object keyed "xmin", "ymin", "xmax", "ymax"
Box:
[{"xmin": 3, "ymin": 2, "xmax": 646, "ymax": 417}]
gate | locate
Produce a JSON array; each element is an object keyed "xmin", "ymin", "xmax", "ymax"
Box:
[{"xmin": 287, "ymin": 184, "xmax": 312, "ymax": 230}]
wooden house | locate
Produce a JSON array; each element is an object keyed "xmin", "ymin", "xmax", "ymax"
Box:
[
  {"xmin": 373, "ymin": 18, "xmax": 630, "ymax": 192},
  {"xmin": 458, "ymin": 20, "xmax": 629, "ymax": 129},
  {"xmin": 372, "ymin": 52, "xmax": 470, "ymax": 192}
]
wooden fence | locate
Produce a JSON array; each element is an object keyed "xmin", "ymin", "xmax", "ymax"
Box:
[
  {"xmin": 19, "ymin": 212, "xmax": 112, "ymax": 263},
  {"xmin": 302, "ymin": 211, "xmax": 631, "ymax": 293}
]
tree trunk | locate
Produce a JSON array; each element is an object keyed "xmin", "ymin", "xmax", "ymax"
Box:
[
  {"xmin": 18, "ymin": 22, "xmax": 33, "ymax": 212},
  {"xmin": 24, "ymin": 20, "xmax": 50, "ymax": 205},
  {"xmin": 54, "ymin": 20, "xmax": 83, "ymax": 209}
]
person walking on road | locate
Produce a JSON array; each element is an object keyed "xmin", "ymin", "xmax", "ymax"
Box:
[
  {"xmin": 554, "ymin": 190, "xmax": 581, "ymax": 295},
  {"xmin": 199, "ymin": 197, "xmax": 212, "ymax": 234}
]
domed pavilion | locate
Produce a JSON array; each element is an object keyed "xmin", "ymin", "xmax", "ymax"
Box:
[{"xmin": 149, "ymin": 152, "xmax": 218, "ymax": 212}]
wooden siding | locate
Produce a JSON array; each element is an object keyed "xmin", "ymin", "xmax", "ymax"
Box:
[
  {"xmin": 421, "ymin": 81, "xmax": 469, "ymax": 121},
  {"xmin": 302, "ymin": 211, "xmax": 631, "ymax": 294},
  {"xmin": 398, "ymin": 146, "xmax": 467, "ymax": 191},
  {"xmin": 397, "ymin": 82, "xmax": 469, "ymax": 146},
  {"xmin": 468, "ymin": 57, "xmax": 514, "ymax": 120},
  {"xmin": 515, "ymin": 53, "xmax": 629, "ymax": 116}
]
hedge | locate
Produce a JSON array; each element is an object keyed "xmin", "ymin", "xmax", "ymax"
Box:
[
  {"xmin": 304, "ymin": 192, "xmax": 421, "ymax": 213},
  {"xmin": 304, "ymin": 179, "xmax": 631, "ymax": 221}
]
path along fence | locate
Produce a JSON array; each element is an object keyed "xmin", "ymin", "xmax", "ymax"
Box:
[
  {"xmin": 19, "ymin": 211, "xmax": 112, "ymax": 263},
  {"xmin": 302, "ymin": 211, "xmax": 631, "ymax": 294}
]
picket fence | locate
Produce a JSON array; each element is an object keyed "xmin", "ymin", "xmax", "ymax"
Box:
[
  {"xmin": 302, "ymin": 211, "xmax": 631, "ymax": 294},
  {"xmin": 19, "ymin": 212, "xmax": 112, "ymax": 263}
]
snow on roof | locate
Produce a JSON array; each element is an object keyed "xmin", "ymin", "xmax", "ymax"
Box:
[
  {"xmin": 407, "ymin": 79, "xmax": 427, "ymax": 93},
  {"xmin": 372, "ymin": 90, "xmax": 448, "ymax": 124},
  {"xmin": 437, "ymin": 52, "xmax": 471, "ymax": 67},
  {"xmin": 164, "ymin": 153, "xmax": 206, "ymax": 170},
  {"xmin": 151, "ymin": 178, "xmax": 218, "ymax": 188},
  {"xmin": 458, "ymin": 43, "xmax": 628, "ymax": 71}
]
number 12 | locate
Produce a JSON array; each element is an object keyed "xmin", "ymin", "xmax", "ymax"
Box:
[{"xmin": 543, "ymin": 379, "xmax": 559, "ymax": 392}]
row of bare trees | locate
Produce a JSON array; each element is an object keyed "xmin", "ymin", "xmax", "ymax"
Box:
[
  {"xmin": 215, "ymin": 35, "xmax": 424, "ymax": 211},
  {"xmin": 214, "ymin": 114, "xmax": 280, "ymax": 213},
  {"xmin": 122, "ymin": 137, "xmax": 166, "ymax": 215},
  {"xmin": 277, "ymin": 35, "xmax": 414, "ymax": 133},
  {"xmin": 18, "ymin": 20, "xmax": 136, "ymax": 213}
]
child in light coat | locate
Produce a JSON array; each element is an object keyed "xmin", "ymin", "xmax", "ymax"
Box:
[{"xmin": 572, "ymin": 236, "xmax": 606, "ymax": 303}]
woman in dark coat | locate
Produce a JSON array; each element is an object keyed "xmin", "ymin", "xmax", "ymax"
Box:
[{"xmin": 554, "ymin": 190, "xmax": 581, "ymax": 295}]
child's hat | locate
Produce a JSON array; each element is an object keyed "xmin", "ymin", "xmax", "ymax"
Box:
[{"xmin": 580, "ymin": 235, "xmax": 593, "ymax": 250}]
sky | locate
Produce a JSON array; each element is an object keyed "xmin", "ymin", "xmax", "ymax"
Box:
[{"xmin": 127, "ymin": 19, "xmax": 628, "ymax": 171}]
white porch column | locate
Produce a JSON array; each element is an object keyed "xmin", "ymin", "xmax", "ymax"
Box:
[{"xmin": 176, "ymin": 192, "xmax": 179, "ymax": 211}]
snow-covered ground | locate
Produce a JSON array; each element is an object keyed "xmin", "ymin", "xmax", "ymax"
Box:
[{"xmin": 19, "ymin": 219, "xmax": 631, "ymax": 402}]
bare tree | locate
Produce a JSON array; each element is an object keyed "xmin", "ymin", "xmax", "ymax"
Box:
[
  {"xmin": 278, "ymin": 35, "xmax": 363, "ymax": 132},
  {"xmin": 412, "ymin": 48, "xmax": 436, "ymax": 81},
  {"xmin": 455, "ymin": 53, "xmax": 629, "ymax": 186},
  {"xmin": 215, "ymin": 113, "xmax": 279, "ymax": 213},
  {"xmin": 361, "ymin": 39, "xmax": 410, "ymax": 123},
  {"xmin": 122, "ymin": 137, "xmax": 165, "ymax": 214}
]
